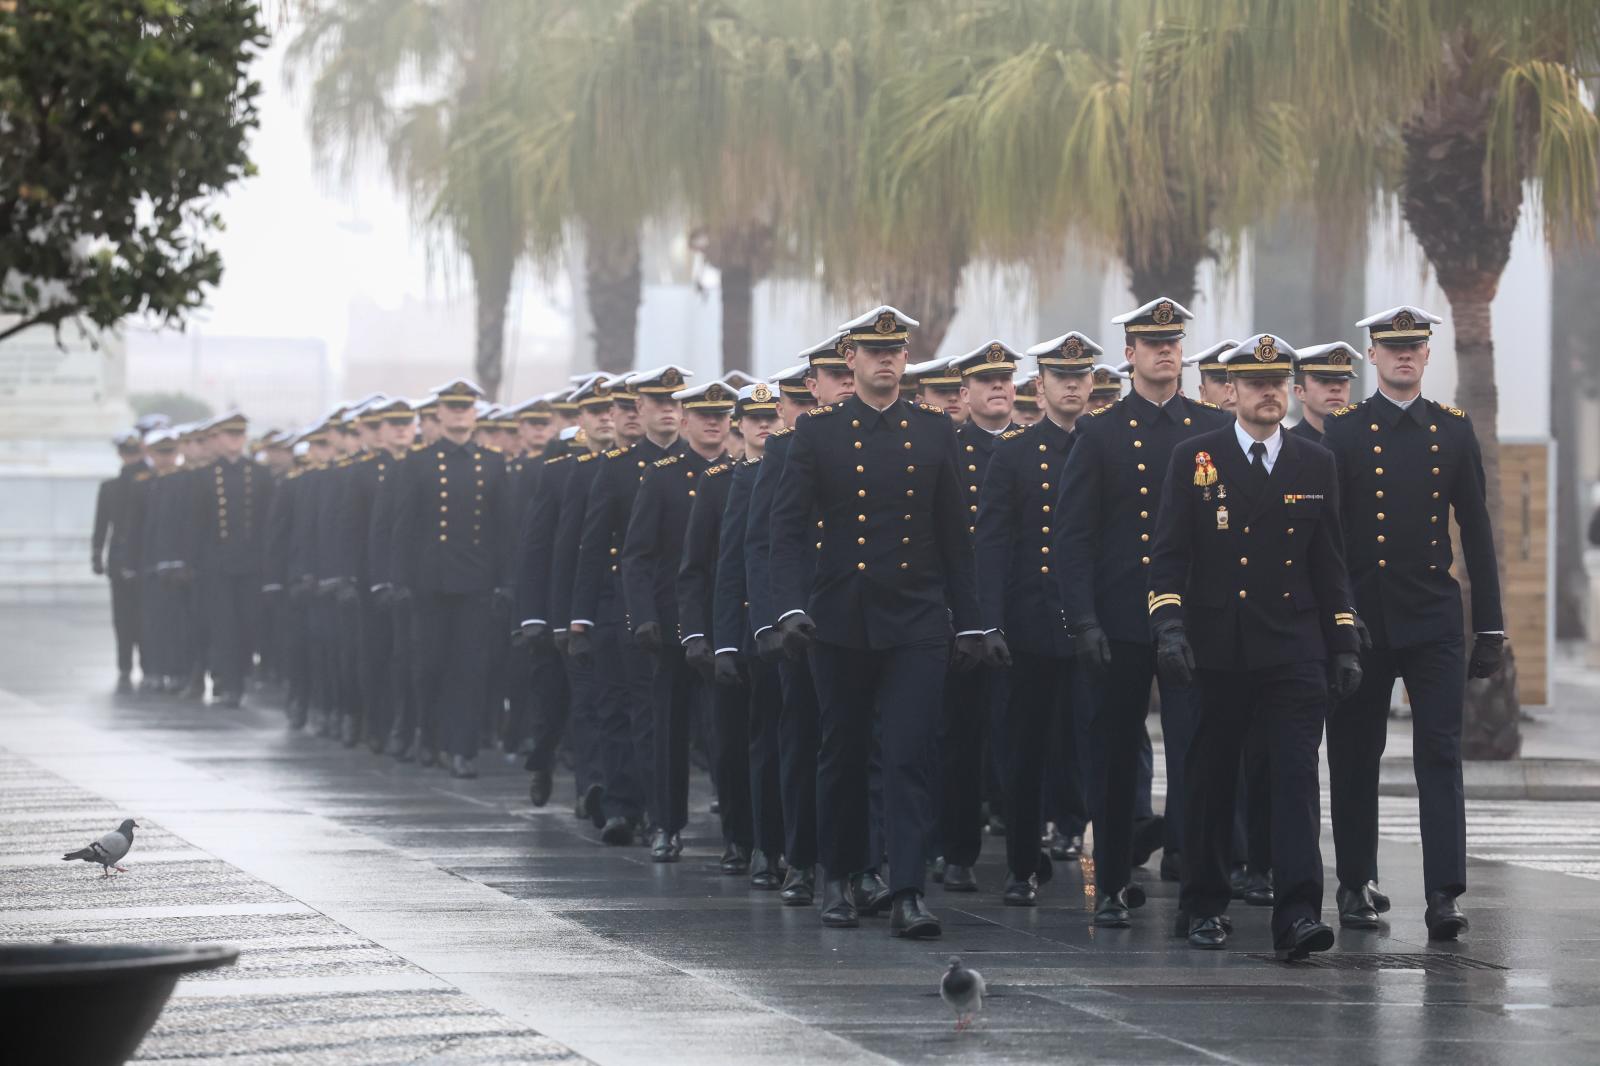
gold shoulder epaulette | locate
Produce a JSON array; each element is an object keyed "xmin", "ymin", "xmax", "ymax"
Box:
[
  {"xmin": 1443, "ymin": 403, "xmax": 1466, "ymax": 418},
  {"xmin": 135, "ymin": 469, "xmax": 152, "ymax": 481},
  {"xmin": 1088, "ymin": 403, "xmax": 1113, "ymax": 416},
  {"xmin": 1000, "ymin": 427, "xmax": 1027, "ymax": 441},
  {"xmin": 577, "ymin": 452, "xmax": 600, "ymax": 463},
  {"xmin": 704, "ymin": 463, "xmax": 731, "ymax": 477},
  {"xmin": 545, "ymin": 453, "xmax": 572, "ymax": 465},
  {"xmin": 808, "ymin": 404, "xmax": 836, "ymax": 417},
  {"xmin": 604, "ymin": 447, "xmax": 626, "ymax": 459},
  {"xmin": 482, "ymin": 444, "xmax": 502, "ymax": 455},
  {"xmin": 653, "ymin": 454, "xmax": 682, "ymax": 468},
  {"xmin": 917, "ymin": 402, "xmax": 944, "ymax": 415},
  {"xmin": 769, "ymin": 426, "xmax": 793, "ymax": 438},
  {"xmin": 1329, "ymin": 403, "xmax": 1358, "ymax": 419},
  {"xmin": 335, "ymin": 456, "xmax": 352, "ymax": 468},
  {"xmin": 1197, "ymin": 399, "xmax": 1220, "ymax": 410},
  {"xmin": 410, "ymin": 442, "xmax": 427, "ymax": 451}
]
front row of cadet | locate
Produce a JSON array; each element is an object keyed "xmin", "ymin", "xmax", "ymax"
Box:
[{"xmin": 93, "ymin": 295, "xmax": 1504, "ymax": 959}]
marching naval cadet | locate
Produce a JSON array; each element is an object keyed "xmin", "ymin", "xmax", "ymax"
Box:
[
  {"xmin": 94, "ymin": 430, "xmax": 150, "ymax": 694},
  {"xmin": 273, "ymin": 421, "xmax": 333, "ymax": 728},
  {"xmin": 1323, "ymin": 305, "xmax": 1504, "ymax": 940},
  {"xmin": 976, "ymin": 331, "xmax": 1101, "ymax": 904},
  {"xmin": 1088, "ymin": 363, "xmax": 1125, "ymax": 410},
  {"xmin": 1185, "ymin": 340, "xmax": 1240, "ymax": 411},
  {"xmin": 1053, "ymin": 297, "xmax": 1231, "ymax": 928},
  {"xmin": 677, "ymin": 384, "xmax": 763, "ymax": 874},
  {"xmin": 935, "ymin": 341, "xmax": 1020, "ymax": 893},
  {"xmin": 368, "ymin": 399, "xmax": 431, "ymax": 758},
  {"xmin": 558, "ymin": 376, "xmax": 652, "ymax": 843},
  {"xmin": 389, "ymin": 379, "xmax": 513, "ymax": 780},
  {"xmin": 135, "ymin": 428, "xmax": 190, "ymax": 694},
  {"xmin": 622, "ymin": 379, "xmax": 734, "ymax": 861},
  {"xmin": 1148, "ymin": 333, "xmax": 1361, "ymax": 959},
  {"xmin": 190, "ymin": 410, "xmax": 273, "ymax": 709},
  {"xmin": 317, "ymin": 405, "xmax": 366, "ymax": 740},
  {"xmin": 1011, "ymin": 370, "xmax": 1043, "ymax": 426},
  {"xmin": 769, "ymin": 306, "xmax": 998, "ymax": 939},
  {"xmin": 569, "ymin": 366, "xmax": 693, "ymax": 839},
  {"xmin": 746, "ymin": 337, "xmax": 864, "ymax": 909},
  {"xmin": 711, "ymin": 378, "xmax": 797, "ymax": 889},
  {"xmin": 909, "ymin": 356, "xmax": 967, "ymax": 423},
  {"xmin": 1288, "ymin": 342, "xmax": 1361, "ymax": 444},
  {"xmin": 517, "ymin": 379, "xmax": 618, "ymax": 815}
]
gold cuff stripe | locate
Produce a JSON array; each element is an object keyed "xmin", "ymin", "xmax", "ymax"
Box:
[{"xmin": 1147, "ymin": 594, "xmax": 1183, "ymax": 613}]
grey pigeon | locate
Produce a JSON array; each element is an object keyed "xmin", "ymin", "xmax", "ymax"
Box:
[
  {"xmin": 939, "ymin": 955, "xmax": 986, "ymax": 1031},
  {"xmin": 62, "ymin": 819, "xmax": 138, "ymax": 877}
]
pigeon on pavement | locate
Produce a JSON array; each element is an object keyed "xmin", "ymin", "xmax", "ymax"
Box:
[
  {"xmin": 62, "ymin": 819, "xmax": 138, "ymax": 877},
  {"xmin": 939, "ymin": 955, "xmax": 986, "ymax": 1031}
]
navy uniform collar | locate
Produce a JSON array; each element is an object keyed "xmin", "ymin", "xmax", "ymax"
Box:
[
  {"xmin": 844, "ymin": 393, "xmax": 910, "ymax": 427},
  {"xmin": 437, "ymin": 436, "xmax": 476, "ymax": 454},
  {"xmin": 1370, "ymin": 391, "xmax": 1428, "ymax": 427},
  {"xmin": 1036, "ymin": 416, "xmax": 1073, "ymax": 448},
  {"xmin": 1123, "ymin": 389, "xmax": 1181, "ymax": 423}
]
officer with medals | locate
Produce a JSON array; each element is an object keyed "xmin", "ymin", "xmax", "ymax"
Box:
[
  {"xmin": 389, "ymin": 379, "xmax": 513, "ymax": 780},
  {"xmin": 1184, "ymin": 340, "xmax": 1240, "ymax": 411},
  {"xmin": 710, "ymin": 377, "xmax": 797, "ymax": 889},
  {"xmin": 977, "ymin": 330, "xmax": 1101, "ymax": 904},
  {"xmin": 748, "ymin": 354, "xmax": 843, "ymax": 906},
  {"xmin": 191, "ymin": 410, "xmax": 273, "ymax": 709},
  {"xmin": 1323, "ymin": 305, "xmax": 1505, "ymax": 940},
  {"xmin": 621, "ymin": 379, "xmax": 733, "ymax": 861},
  {"xmin": 770, "ymin": 306, "xmax": 997, "ymax": 938},
  {"xmin": 934, "ymin": 340, "xmax": 1020, "ymax": 893},
  {"xmin": 1053, "ymin": 296, "xmax": 1231, "ymax": 927},
  {"xmin": 1147, "ymin": 333, "xmax": 1362, "ymax": 960},
  {"xmin": 1289, "ymin": 342, "xmax": 1361, "ymax": 444}
]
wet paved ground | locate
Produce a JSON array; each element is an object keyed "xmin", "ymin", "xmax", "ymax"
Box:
[{"xmin": 6, "ymin": 606, "xmax": 1600, "ymax": 1064}]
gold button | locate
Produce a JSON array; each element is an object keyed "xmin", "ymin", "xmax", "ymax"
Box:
[
  {"xmin": 969, "ymin": 504, "xmax": 978, "ymax": 513},
  {"xmin": 1432, "ymin": 467, "xmax": 1440, "ymax": 475},
  {"xmin": 1039, "ymin": 444, "xmax": 1047, "ymax": 452},
  {"xmin": 438, "ymin": 464, "xmax": 447, "ymax": 472},
  {"xmin": 1284, "ymin": 558, "xmax": 1294, "ymax": 567},
  {"xmin": 1041, "ymin": 526, "xmax": 1050, "ymax": 534},
  {"xmin": 857, "ymin": 514, "xmax": 867, "ymax": 522},
  {"xmin": 1370, "ymin": 423, "xmax": 1379, "ymax": 431},
  {"xmin": 857, "ymin": 537, "xmax": 866, "ymax": 545},
  {"xmin": 1431, "ymin": 540, "xmax": 1438, "ymax": 546},
  {"xmin": 901, "ymin": 421, "xmax": 909, "ymax": 429},
  {"xmin": 1377, "ymin": 535, "xmax": 1386, "ymax": 543},
  {"xmin": 1431, "ymin": 444, "xmax": 1439, "ymax": 453},
  {"xmin": 1238, "ymin": 590, "xmax": 1247, "ymax": 599},
  {"xmin": 1243, "ymin": 526, "xmax": 1250, "ymax": 533},
  {"xmin": 1239, "ymin": 556, "xmax": 1248, "ymax": 565},
  {"xmin": 439, "ymin": 534, "xmax": 447, "ymax": 542},
  {"xmin": 853, "ymin": 441, "xmax": 862, "ymax": 450},
  {"xmin": 608, "ymin": 546, "xmax": 618, "ymax": 556},
  {"xmin": 638, "ymin": 460, "xmax": 646, "ymax": 468},
  {"xmin": 858, "ymin": 489, "xmax": 867, "ymax": 497},
  {"xmin": 1430, "ymin": 424, "xmax": 1438, "ymax": 432},
  {"xmin": 900, "ymin": 562, "xmax": 909, "ymax": 570},
  {"xmin": 1184, "ymin": 417, "xmax": 1192, "ymax": 426},
  {"xmin": 1129, "ymin": 419, "xmax": 1138, "ymax": 427},
  {"xmin": 1379, "ymin": 559, "xmax": 1387, "ymax": 568},
  {"xmin": 1375, "ymin": 467, "xmax": 1384, "ymax": 475},
  {"xmin": 817, "ymin": 520, "xmax": 824, "ymax": 529},
  {"xmin": 1140, "ymin": 533, "xmax": 1149, "ymax": 542},
  {"xmin": 1041, "ymin": 546, "xmax": 1050, "ymax": 554},
  {"xmin": 1137, "ymin": 463, "xmax": 1145, "ymax": 472},
  {"xmin": 1133, "ymin": 440, "xmax": 1143, "ymax": 449},
  {"xmin": 1432, "ymin": 491, "xmax": 1440, "ymax": 499},
  {"xmin": 1376, "ymin": 490, "xmax": 1384, "ymax": 499},
  {"xmin": 969, "ymin": 464, "xmax": 978, "ymax": 472},
  {"xmin": 474, "ymin": 465, "xmax": 482, "ymax": 473},
  {"xmin": 815, "ymin": 541, "xmax": 822, "ymax": 549},
  {"xmin": 852, "ymin": 419, "xmax": 861, "ymax": 428},
  {"xmin": 687, "ymin": 471, "xmax": 695, "ymax": 479},
  {"xmin": 1286, "ymin": 527, "xmax": 1294, "ymax": 535},
  {"xmin": 1042, "ymin": 505, "xmax": 1051, "ymax": 513},
  {"xmin": 1039, "ymin": 463, "xmax": 1049, "ymax": 471},
  {"xmin": 1040, "ymin": 482, "xmax": 1051, "ymax": 492},
  {"xmin": 1373, "ymin": 445, "xmax": 1382, "ymax": 454},
  {"xmin": 903, "ymin": 514, "xmax": 911, "ymax": 521},
  {"xmin": 1431, "ymin": 515, "xmax": 1439, "ymax": 523},
  {"xmin": 688, "ymin": 490, "xmax": 696, "ymax": 497},
  {"xmin": 1377, "ymin": 512, "xmax": 1386, "ymax": 521},
  {"xmin": 856, "ymin": 562, "xmax": 866, "ymax": 570},
  {"xmin": 1141, "ymin": 556, "xmax": 1150, "ymax": 565},
  {"xmin": 1430, "ymin": 564, "xmax": 1438, "ymax": 571},
  {"xmin": 903, "ymin": 441, "xmax": 912, "ymax": 450},
  {"xmin": 856, "ymin": 464, "xmax": 866, "ymax": 473},
  {"xmin": 966, "ymin": 444, "xmax": 975, "ymax": 453},
  {"xmin": 439, "ymin": 519, "xmax": 448, "ymax": 528},
  {"xmin": 1041, "ymin": 565, "xmax": 1050, "ymax": 574},
  {"xmin": 906, "ymin": 465, "xmax": 916, "ymax": 473},
  {"xmin": 908, "ymin": 489, "xmax": 917, "ymax": 497},
  {"xmin": 969, "ymin": 485, "xmax": 977, "ymax": 493},
  {"xmin": 1140, "ymin": 511, "xmax": 1149, "ymax": 519},
  {"xmin": 1139, "ymin": 487, "xmax": 1148, "ymax": 495}
]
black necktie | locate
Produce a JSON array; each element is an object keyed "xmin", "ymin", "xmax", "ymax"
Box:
[{"xmin": 1248, "ymin": 440, "xmax": 1268, "ymax": 489}]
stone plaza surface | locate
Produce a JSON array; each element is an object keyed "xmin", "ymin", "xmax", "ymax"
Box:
[{"xmin": 5, "ymin": 606, "xmax": 1600, "ymax": 1064}]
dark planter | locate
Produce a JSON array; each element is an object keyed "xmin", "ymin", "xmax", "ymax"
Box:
[{"xmin": 0, "ymin": 942, "xmax": 238, "ymax": 1066}]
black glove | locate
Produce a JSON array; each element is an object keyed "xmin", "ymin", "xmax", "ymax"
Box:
[
  {"xmin": 683, "ymin": 635, "xmax": 713, "ymax": 679},
  {"xmin": 1073, "ymin": 621, "xmax": 1112, "ymax": 672},
  {"xmin": 389, "ymin": 585, "xmax": 413, "ymax": 606},
  {"xmin": 951, "ymin": 633, "xmax": 985, "ymax": 672},
  {"xmin": 981, "ymin": 631, "xmax": 1012, "ymax": 668},
  {"xmin": 567, "ymin": 627, "xmax": 594, "ymax": 668},
  {"xmin": 91, "ymin": 557, "xmax": 105, "ymax": 576},
  {"xmin": 370, "ymin": 583, "xmax": 393, "ymax": 607},
  {"xmin": 634, "ymin": 620, "xmax": 663, "ymax": 654},
  {"xmin": 1352, "ymin": 614, "xmax": 1373, "ymax": 653},
  {"xmin": 756, "ymin": 627, "xmax": 784, "ymax": 663},
  {"xmin": 713, "ymin": 650, "xmax": 743, "ymax": 687},
  {"xmin": 1468, "ymin": 633, "xmax": 1505, "ymax": 679},
  {"xmin": 491, "ymin": 586, "xmax": 513, "ymax": 611},
  {"xmin": 776, "ymin": 612, "xmax": 816, "ymax": 660},
  {"xmin": 553, "ymin": 629, "xmax": 570, "ymax": 656},
  {"xmin": 1152, "ymin": 619, "xmax": 1196, "ymax": 687},
  {"xmin": 1330, "ymin": 651, "xmax": 1363, "ymax": 700},
  {"xmin": 518, "ymin": 620, "xmax": 551, "ymax": 650}
]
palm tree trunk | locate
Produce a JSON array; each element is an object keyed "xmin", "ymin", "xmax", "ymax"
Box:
[
  {"xmin": 585, "ymin": 224, "xmax": 642, "ymax": 375},
  {"xmin": 720, "ymin": 261, "xmax": 754, "ymax": 372},
  {"xmin": 887, "ymin": 246, "xmax": 967, "ymax": 362},
  {"xmin": 470, "ymin": 238, "xmax": 515, "ymax": 401}
]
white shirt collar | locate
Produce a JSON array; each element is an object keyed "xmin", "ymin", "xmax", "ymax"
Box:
[
  {"xmin": 1377, "ymin": 388, "xmax": 1419, "ymax": 411},
  {"xmin": 1234, "ymin": 420, "xmax": 1283, "ymax": 473}
]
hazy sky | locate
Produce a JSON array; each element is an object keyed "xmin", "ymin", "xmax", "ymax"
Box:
[{"xmin": 175, "ymin": 29, "xmax": 566, "ymax": 374}]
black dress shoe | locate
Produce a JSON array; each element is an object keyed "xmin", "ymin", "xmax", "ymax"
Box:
[
  {"xmin": 1243, "ymin": 871, "xmax": 1274, "ymax": 907},
  {"xmin": 749, "ymin": 850, "xmax": 782, "ymax": 889},
  {"xmin": 1003, "ymin": 875, "xmax": 1037, "ymax": 907},
  {"xmin": 1425, "ymin": 891, "xmax": 1469, "ymax": 941},
  {"xmin": 851, "ymin": 870, "xmax": 893, "ymax": 916},
  {"xmin": 1230, "ymin": 864, "xmax": 1249, "ymax": 900},
  {"xmin": 987, "ymin": 813, "xmax": 1007, "ymax": 837},
  {"xmin": 942, "ymin": 864, "xmax": 977, "ymax": 892},
  {"xmin": 780, "ymin": 866, "xmax": 816, "ymax": 906},
  {"xmin": 573, "ymin": 790, "xmax": 588, "ymax": 820},
  {"xmin": 721, "ymin": 843, "xmax": 752, "ymax": 875},
  {"xmin": 650, "ymin": 828, "xmax": 680, "ymax": 863},
  {"xmin": 889, "ymin": 892, "xmax": 942, "ymax": 938},
  {"xmin": 417, "ymin": 744, "xmax": 437, "ymax": 768},
  {"xmin": 1369, "ymin": 880, "xmax": 1392, "ymax": 914},
  {"xmin": 600, "ymin": 816, "xmax": 635, "ymax": 846},
  {"xmin": 929, "ymin": 856, "xmax": 946, "ymax": 884},
  {"xmin": 1275, "ymin": 918, "xmax": 1335, "ymax": 961},
  {"xmin": 529, "ymin": 770, "xmax": 553, "ymax": 808},
  {"xmin": 1123, "ymin": 881, "xmax": 1147, "ymax": 909},
  {"xmin": 1173, "ymin": 910, "xmax": 1234, "ymax": 937},
  {"xmin": 1336, "ymin": 883, "xmax": 1381, "ymax": 929},
  {"xmin": 1188, "ymin": 916, "xmax": 1228, "ymax": 950},
  {"xmin": 1093, "ymin": 890, "xmax": 1132, "ymax": 928},
  {"xmin": 1130, "ymin": 815, "xmax": 1165, "ymax": 867},
  {"xmin": 820, "ymin": 879, "xmax": 859, "ymax": 928},
  {"xmin": 1052, "ymin": 834, "xmax": 1083, "ymax": 861},
  {"xmin": 1159, "ymin": 850, "xmax": 1183, "ymax": 882},
  {"xmin": 450, "ymin": 754, "xmax": 477, "ymax": 779},
  {"xmin": 584, "ymin": 784, "xmax": 607, "ymax": 829},
  {"xmin": 709, "ymin": 795, "xmax": 720, "ymax": 816}
]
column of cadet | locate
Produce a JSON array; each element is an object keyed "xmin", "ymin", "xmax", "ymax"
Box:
[{"xmin": 93, "ymin": 298, "xmax": 1503, "ymax": 954}]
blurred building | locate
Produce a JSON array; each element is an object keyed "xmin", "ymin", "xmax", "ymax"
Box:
[{"xmin": 124, "ymin": 330, "xmax": 331, "ymax": 429}]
